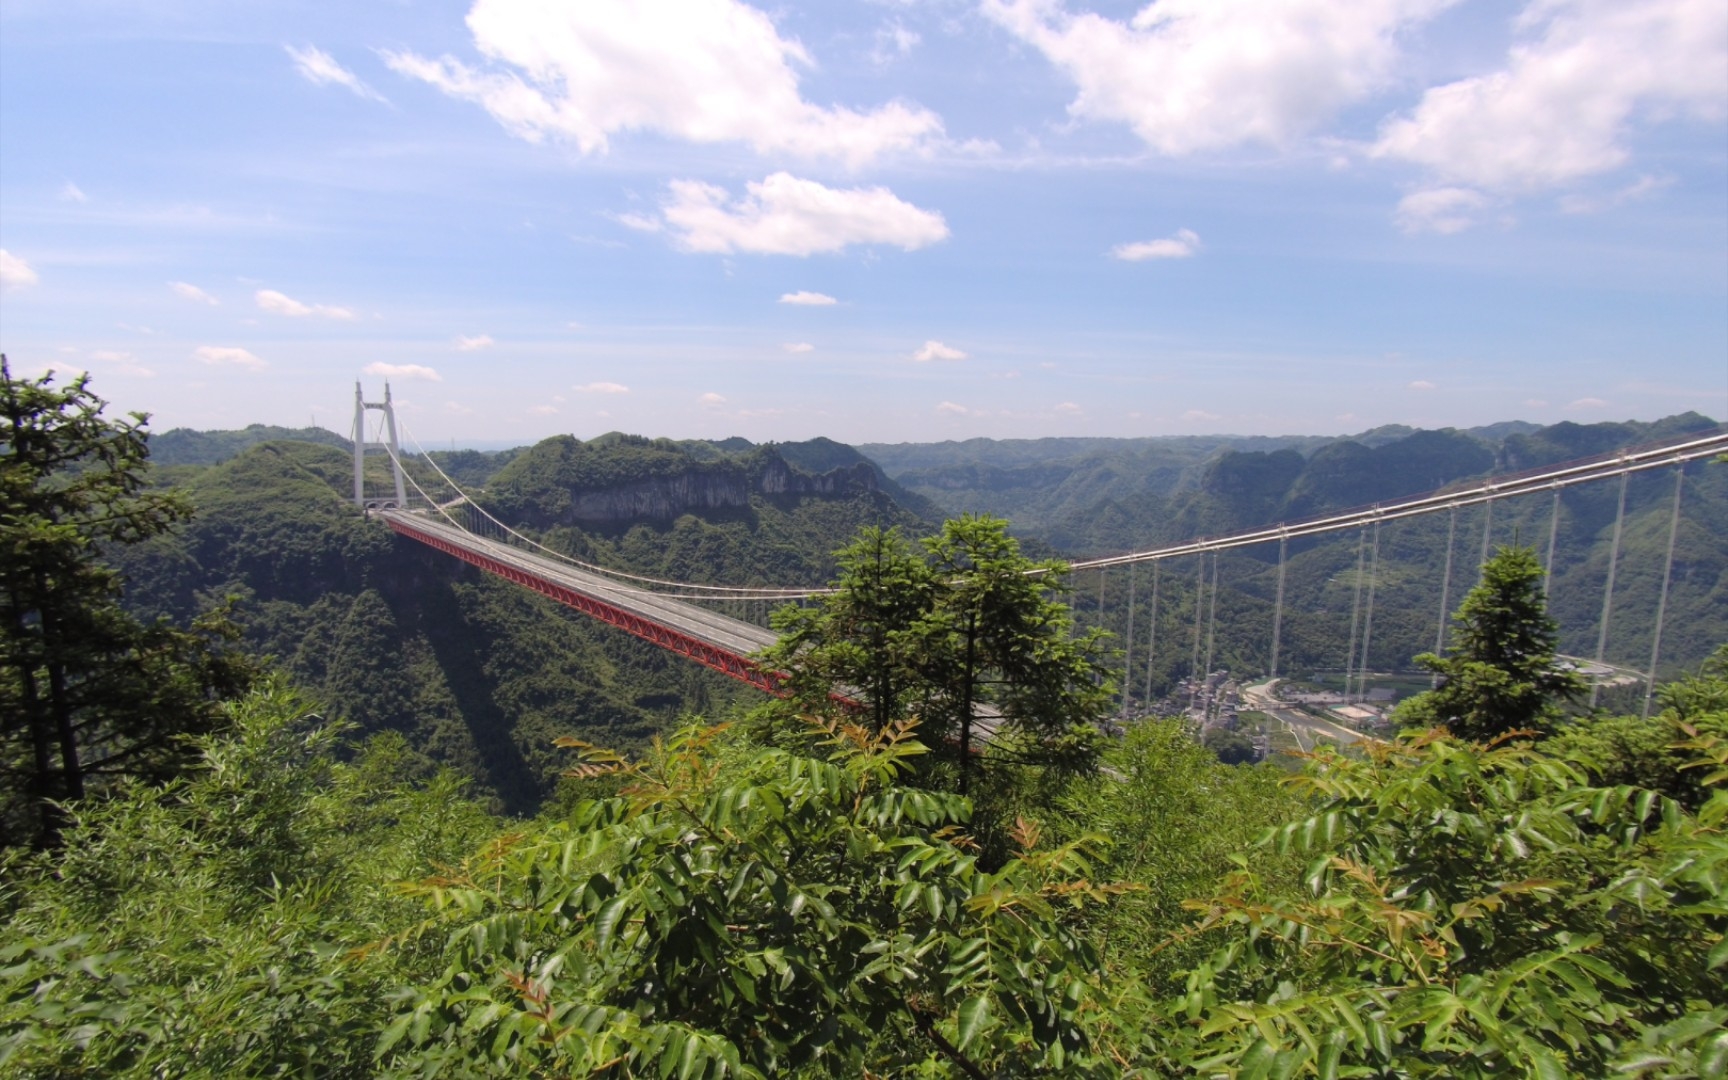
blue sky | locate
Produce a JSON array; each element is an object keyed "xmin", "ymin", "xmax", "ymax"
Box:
[{"xmin": 2, "ymin": 0, "xmax": 1723, "ymax": 447}]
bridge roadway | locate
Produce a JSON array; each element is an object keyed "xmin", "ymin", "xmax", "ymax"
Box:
[{"xmin": 380, "ymin": 510, "xmax": 784, "ymax": 694}]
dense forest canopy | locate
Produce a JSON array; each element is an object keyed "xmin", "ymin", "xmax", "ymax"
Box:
[{"xmin": 4, "ymin": 365, "xmax": 1723, "ymax": 1075}]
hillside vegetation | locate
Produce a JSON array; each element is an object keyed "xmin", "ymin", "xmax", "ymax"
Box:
[
  {"xmin": 4, "ymin": 367, "xmax": 1725, "ymax": 1075},
  {"xmin": 872, "ymin": 414, "xmax": 1727, "ymax": 691}
]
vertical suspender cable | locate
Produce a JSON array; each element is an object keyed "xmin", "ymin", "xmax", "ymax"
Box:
[
  {"xmin": 1433, "ymin": 506, "xmax": 1458, "ymax": 687},
  {"xmin": 1479, "ymin": 499, "xmax": 1495, "ymax": 572},
  {"xmin": 1544, "ymin": 488, "xmax": 1562, "ymax": 600},
  {"xmin": 1591, "ymin": 470, "xmax": 1630, "ymax": 708},
  {"xmin": 1270, "ymin": 534, "xmax": 1288, "ymax": 679},
  {"xmin": 1642, "ymin": 464, "xmax": 1685, "ymax": 719},
  {"xmin": 1190, "ymin": 554, "xmax": 1206, "ymax": 709},
  {"xmin": 1145, "ymin": 561, "xmax": 1160, "ymax": 707},
  {"xmin": 1123, "ymin": 562, "xmax": 1136, "ymax": 716},
  {"xmin": 1099, "ymin": 567, "xmax": 1108, "ymax": 633},
  {"xmin": 1203, "ymin": 552, "xmax": 1221, "ymax": 691},
  {"xmin": 1344, "ymin": 528, "xmax": 1367, "ymax": 702},
  {"xmin": 1357, "ymin": 519, "xmax": 1381, "ymax": 703}
]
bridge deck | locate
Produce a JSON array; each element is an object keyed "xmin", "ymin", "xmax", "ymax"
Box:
[{"xmin": 381, "ymin": 511, "xmax": 783, "ymax": 692}]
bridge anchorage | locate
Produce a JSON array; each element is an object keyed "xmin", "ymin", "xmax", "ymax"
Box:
[{"xmin": 348, "ymin": 381, "xmax": 1728, "ymax": 726}]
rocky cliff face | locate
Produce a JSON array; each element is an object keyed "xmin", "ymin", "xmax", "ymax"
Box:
[{"xmin": 562, "ymin": 454, "xmax": 879, "ymax": 524}]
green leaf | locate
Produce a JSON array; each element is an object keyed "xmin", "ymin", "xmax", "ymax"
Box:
[{"xmin": 956, "ymin": 994, "xmax": 990, "ymax": 1050}]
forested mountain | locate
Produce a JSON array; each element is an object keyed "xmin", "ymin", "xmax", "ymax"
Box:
[
  {"xmin": 114, "ymin": 435, "xmax": 931, "ymax": 813},
  {"xmin": 868, "ymin": 413, "xmax": 1727, "ymax": 687}
]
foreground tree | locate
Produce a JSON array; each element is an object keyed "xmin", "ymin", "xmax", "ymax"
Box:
[
  {"xmin": 1397, "ymin": 544, "xmax": 1583, "ymax": 742},
  {"xmin": 0, "ymin": 357, "xmax": 252, "ymax": 846},
  {"xmin": 385, "ymin": 718, "xmax": 1130, "ymax": 1077},
  {"xmin": 763, "ymin": 516, "xmax": 1110, "ymax": 792}
]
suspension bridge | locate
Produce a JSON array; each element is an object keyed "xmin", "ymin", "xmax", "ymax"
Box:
[{"xmin": 352, "ymin": 383, "xmax": 1728, "ymax": 721}]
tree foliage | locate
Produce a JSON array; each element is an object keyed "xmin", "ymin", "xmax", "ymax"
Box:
[
  {"xmin": 764, "ymin": 516, "xmax": 1111, "ymax": 792},
  {"xmin": 1397, "ymin": 545, "xmax": 1584, "ymax": 742},
  {"xmin": 0, "ymin": 358, "xmax": 254, "ymax": 846},
  {"xmin": 383, "ymin": 717, "xmax": 1130, "ymax": 1077}
]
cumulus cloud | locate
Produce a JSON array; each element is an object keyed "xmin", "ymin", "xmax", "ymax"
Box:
[
  {"xmin": 455, "ymin": 334, "xmax": 495, "ymax": 351},
  {"xmin": 649, "ymin": 173, "xmax": 948, "ymax": 256},
  {"xmin": 445, "ymin": 401, "xmax": 476, "ymax": 415},
  {"xmin": 983, "ymin": 0, "xmax": 1454, "ymax": 154},
  {"xmin": 1181, "ymin": 408, "xmax": 1222, "ymax": 422},
  {"xmin": 935, "ymin": 401, "xmax": 976, "ymax": 415},
  {"xmin": 287, "ymin": 44, "xmax": 387, "ymax": 102},
  {"xmin": 574, "ymin": 381, "xmax": 630, "ymax": 393},
  {"xmin": 256, "ymin": 288, "xmax": 356, "ymax": 319},
  {"xmin": 527, "ymin": 404, "xmax": 558, "ymax": 415},
  {"xmin": 779, "ymin": 290, "xmax": 838, "ymax": 305},
  {"xmin": 699, "ymin": 391, "xmax": 727, "ymax": 406},
  {"xmin": 365, "ymin": 362, "xmax": 443, "ymax": 381},
  {"xmin": 1, "ymin": 250, "xmax": 40, "ymax": 289},
  {"xmin": 194, "ymin": 345, "xmax": 266, "ymax": 370},
  {"xmin": 913, "ymin": 340, "xmax": 967, "ymax": 362},
  {"xmin": 171, "ymin": 281, "xmax": 219, "ymax": 305},
  {"xmin": 1394, "ymin": 186, "xmax": 1493, "ymax": 234},
  {"xmin": 1409, "ymin": 379, "xmax": 1437, "ymax": 390},
  {"xmin": 782, "ymin": 342, "xmax": 815, "ymax": 353},
  {"xmin": 1054, "ymin": 401, "xmax": 1083, "ymax": 414},
  {"xmin": 383, "ymin": 0, "xmax": 943, "ymax": 167},
  {"xmin": 1568, "ymin": 396, "xmax": 1609, "ymax": 409},
  {"xmin": 1112, "ymin": 228, "xmax": 1201, "ymax": 261},
  {"xmin": 59, "ymin": 182, "xmax": 88, "ymax": 203},
  {"xmin": 1374, "ymin": 0, "xmax": 1726, "ymax": 193}
]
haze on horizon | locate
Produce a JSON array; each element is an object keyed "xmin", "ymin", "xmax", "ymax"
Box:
[{"xmin": 1, "ymin": 0, "xmax": 1723, "ymax": 446}]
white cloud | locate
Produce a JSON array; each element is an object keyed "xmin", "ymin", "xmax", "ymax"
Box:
[
  {"xmin": 171, "ymin": 281, "xmax": 219, "ymax": 305},
  {"xmin": 383, "ymin": 0, "xmax": 943, "ymax": 167},
  {"xmin": 90, "ymin": 350, "xmax": 155, "ymax": 377},
  {"xmin": 1374, "ymin": 0, "xmax": 1726, "ymax": 193},
  {"xmin": 913, "ymin": 340, "xmax": 967, "ymax": 362},
  {"xmin": 872, "ymin": 21, "xmax": 920, "ymax": 64},
  {"xmin": 59, "ymin": 182, "xmax": 88, "ymax": 203},
  {"xmin": 699, "ymin": 391, "xmax": 727, "ymax": 406},
  {"xmin": 574, "ymin": 381, "xmax": 630, "ymax": 393},
  {"xmin": 527, "ymin": 404, "xmax": 558, "ymax": 415},
  {"xmin": 1054, "ymin": 401, "xmax": 1083, "ymax": 414},
  {"xmin": 365, "ymin": 362, "xmax": 443, "ymax": 382},
  {"xmin": 1525, "ymin": 398, "xmax": 1550, "ymax": 407},
  {"xmin": 778, "ymin": 290, "xmax": 838, "ymax": 305},
  {"xmin": 653, "ymin": 173, "xmax": 948, "ymax": 256},
  {"xmin": 1394, "ymin": 186, "xmax": 1492, "ymax": 234},
  {"xmin": 1, "ymin": 250, "xmax": 40, "ymax": 289},
  {"xmin": 782, "ymin": 342, "xmax": 815, "ymax": 353},
  {"xmin": 1409, "ymin": 379, "xmax": 1438, "ymax": 390},
  {"xmin": 445, "ymin": 401, "xmax": 476, "ymax": 415},
  {"xmin": 455, "ymin": 334, "xmax": 495, "ymax": 351},
  {"xmin": 1112, "ymin": 228, "xmax": 1201, "ymax": 261},
  {"xmin": 1568, "ymin": 396, "xmax": 1609, "ymax": 409},
  {"xmin": 1559, "ymin": 174, "xmax": 1673, "ymax": 214},
  {"xmin": 256, "ymin": 288, "xmax": 356, "ymax": 319},
  {"xmin": 287, "ymin": 44, "xmax": 387, "ymax": 102},
  {"xmin": 983, "ymin": 0, "xmax": 1455, "ymax": 154},
  {"xmin": 1181, "ymin": 408, "xmax": 1222, "ymax": 421},
  {"xmin": 935, "ymin": 400, "xmax": 976, "ymax": 415},
  {"xmin": 194, "ymin": 345, "xmax": 266, "ymax": 370}
]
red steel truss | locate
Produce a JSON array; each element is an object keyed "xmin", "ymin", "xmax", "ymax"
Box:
[{"xmin": 385, "ymin": 517, "xmax": 787, "ymax": 696}]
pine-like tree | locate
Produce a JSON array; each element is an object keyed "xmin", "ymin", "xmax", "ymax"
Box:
[
  {"xmin": 1397, "ymin": 545, "xmax": 1584, "ymax": 741},
  {"xmin": 0, "ymin": 358, "xmax": 254, "ymax": 846},
  {"xmin": 763, "ymin": 516, "xmax": 1110, "ymax": 791}
]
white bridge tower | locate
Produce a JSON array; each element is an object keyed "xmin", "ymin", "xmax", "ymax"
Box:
[{"xmin": 352, "ymin": 381, "xmax": 407, "ymax": 509}]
